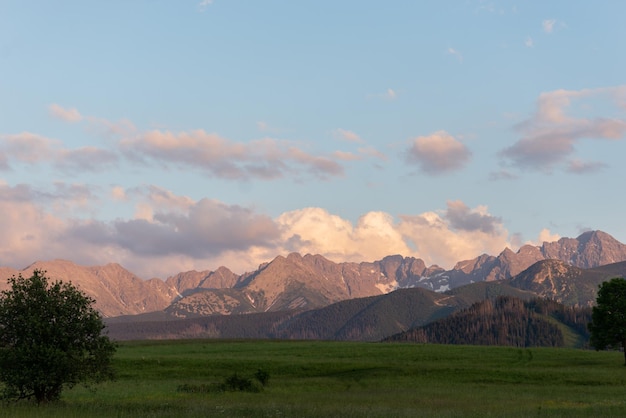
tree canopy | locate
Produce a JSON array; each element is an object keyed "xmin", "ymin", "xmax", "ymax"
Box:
[
  {"xmin": 589, "ymin": 277, "xmax": 626, "ymax": 364},
  {"xmin": 0, "ymin": 270, "xmax": 116, "ymax": 403}
]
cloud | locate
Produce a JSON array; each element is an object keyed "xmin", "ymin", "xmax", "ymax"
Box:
[
  {"xmin": 525, "ymin": 37, "xmax": 534, "ymax": 48},
  {"xmin": 332, "ymin": 151, "xmax": 361, "ymax": 161},
  {"xmin": 0, "ymin": 132, "xmax": 117, "ymax": 172},
  {"xmin": 500, "ymin": 86, "xmax": 626, "ymax": 172},
  {"xmin": 370, "ymin": 88, "xmax": 397, "ymax": 100},
  {"xmin": 49, "ymin": 104, "xmax": 83, "ymax": 123},
  {"xmin": 198, "ymin": 0, "xmax": 213, "ymax": 11},
  {"xmin": 62, "ymin": 194, "xmax": 281, "ymax": 264},
  {"xmin": 49, "ymin": 103, "xmax": 136, "ymax": 138},
  {"xmin": 277, "ymin": 208, "xmax": 411, "ymax": 261},
  {"xmin": 268, "ymin": 203, "xmax": 511, "ymax": 271},
  {"xmin": 0, "ymin": 132, "xmax": 60, "ymax": 165},
  {"xmin": 542, "ymin": 19, "xmax": 556, "ymax": 33},
  {"xmin": 357, "ymin": 146, "xmax": 387, "ymax": 161},
  {"xmin": 535, "ymin": 228, "xmax": 560, "ymax": 244},
  {"xmin": 56, "ymin": 147, "xmax": 118, "ymax": 172},
  {"xmin": 385, "ymin": 88, "xmax": 397, "ymax": 99},
  {"xmin": 0, "ymin": 181, "xmax": 566, "ymax": 280},
  {"xmin": 120, "ymin": 129, "xmax": 344, "ymax": 180},
  {"xmin": 446, "ymin": 47, "xmax": 463, "ymax": 62},
  {"xmin": 444, "ymin": 200, "xmax": 502, "ymax": 234},
  {"xmin": 566, "ymin": 159, "xmax": 607, "ymax": 174},
  {"xmin": 111, "ymin": 186, "xmax": 127, "ymax": 201},
  {"xmin": 488, "ymin": 169, "xmax": 517, "ymax": 181},
  {"xmin": 405, "ymin": 130, "xmax": 472, "ymax": 174},
  {"xmin": 333, "ymin": 129, "xmax": 362, "ymax": 143}
]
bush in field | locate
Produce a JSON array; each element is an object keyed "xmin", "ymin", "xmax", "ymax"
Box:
[
  {"xmin": 220, "ymin": 373, "xmax": 260, "ymax": 392},
  {"xmin": 177, "ymin": 369, "xmax": 269, "ymax": 394},
  {"xmin": 0, "ymin": 270, "xmax": 116, "ymax": 403},
  {"xmin": 254, "ymin": 368, "xmax": 270, "ymax": 386},
  {"xmin": 177, "ymin": 383, "xmax": 213, "ymax": 394}
]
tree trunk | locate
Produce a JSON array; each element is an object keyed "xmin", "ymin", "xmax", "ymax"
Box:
[{"xmin": 623, "ymin": 340, "xmax": 626, "ymax": 366}]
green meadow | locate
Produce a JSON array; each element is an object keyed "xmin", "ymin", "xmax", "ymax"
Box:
[{"xmin": 1, "ymin": 340, "xmax": 626, "ymax": 417}]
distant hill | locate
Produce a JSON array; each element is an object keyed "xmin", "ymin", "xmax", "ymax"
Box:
[{"xmin": 383, "ymin": 296, "xmax": 592, "ymax": 348}]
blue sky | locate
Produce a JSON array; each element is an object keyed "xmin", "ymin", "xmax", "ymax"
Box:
[{"xmin": 1, "ymin": 1, "xmax": 625, "ymax": 279}]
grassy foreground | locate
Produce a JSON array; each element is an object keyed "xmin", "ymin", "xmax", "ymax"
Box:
[{"xmin": 1, "ymin": 340, "xmax": 626, "ymax": 417}]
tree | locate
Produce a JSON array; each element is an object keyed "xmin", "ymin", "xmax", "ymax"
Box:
[
  {"xmin": 0, "ymin": 270, "xmax": 116, "ymax": 403},
  {"xmin": 589, "ymin": 277, "xmax": 626, "ymax": 365}
]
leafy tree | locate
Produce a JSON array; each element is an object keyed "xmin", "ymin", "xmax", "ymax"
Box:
[
  {"xmin": 0, "ymin": 270, "xmax": 116, "ymax": 403},
  {"xmin": 589, "ymin": 277, "xmax": 626, "ymax": 365}
]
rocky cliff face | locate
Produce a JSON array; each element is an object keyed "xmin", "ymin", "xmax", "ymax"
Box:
[
  {"xmin": 0, "ymin": 260, "xmax": 178, "ymax": 317},
  {"xmin": 412, "ymin": 230, "xmax": 626, "ymax": 291},
  {"xmin": 507, "ymin": 259, "xmax": 626, "ymax": 306},
  {"xmin": 541, "ymin": 230, "xmax": 626, "ymax": 268}
]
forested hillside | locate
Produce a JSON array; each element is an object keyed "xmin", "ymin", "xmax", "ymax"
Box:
[{"xmin": 383, "ymin": 297, "xmax": 591, "ymax": 348}]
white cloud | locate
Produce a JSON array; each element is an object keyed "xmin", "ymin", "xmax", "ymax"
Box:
[
  {"xmin": 370, "ymin": 88, "xmax": 398, "ymax": 100},
  {"xmin": 536, "ymin": 228, "xmax": 561, "ymax": 244},
  {"xmin": 198, "ymin": 0, "xmax": 213, "ymax": 11},
  {"xmin": 446, "ymin": 47, "xmax": 463, "ymax": 62},
  {"xmin": 525, "ymin": 37, "xmax": 534, "ymax": 48}
]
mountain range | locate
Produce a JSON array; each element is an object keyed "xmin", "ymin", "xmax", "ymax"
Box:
[
  {"xmin": 0, "ymin": 230, "xmax": 624, "ymax": 318},
  {"xmin": 106, "ymin": 258, "xmax": 626, "ymax": 341},
  {"xmin": 2, "ymin": 230, "xmax": 626, "ymax": 341}
]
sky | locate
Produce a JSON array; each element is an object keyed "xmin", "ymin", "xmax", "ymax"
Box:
[{"xmin": 1, "ymin": 1, "xmax": 626, "ymax": 279}]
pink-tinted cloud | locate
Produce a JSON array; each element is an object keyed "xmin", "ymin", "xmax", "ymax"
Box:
[
  {"xmin": 49, "ymin": 104, "xmax": 83, "ymax": 123},
  {"xmin": 542, "ymin": 19, "xmax": 556, "ymax": 33},
  {"xmin": 444, "ymin": 200, "xmax": 503, "ymax": 234},
  {"xmin": 500, "ymin": 86, "xmax": 626, "ymax": 172},
  {"xmin": 0, "ymin": 132, "xmax": 60, "ymax": 165},
  {"xmin": 0, "ymin": 132, "xmax": 117, "ymax": 172},
  {"xmin": 405, "ymin": 130, "xmax": 471, "ymax": 174},
  {"xmin": 332, "ymin": 151, "xmax": 361, "ymax": 161},
  {"xmin": 333, "ymin": 128, "xmax": 362, "ymax": 142},
  {"xmin": 358, "ymin": 146, "xmax": 387, "ymax": 161},
  {"xmin": 56, "ymin": 147, "xmax": 118, "ymax": 172},
  {"xmin": 0, "ymin": 182, "xmax": 549, "ymax": 279},
  {"xmin": 120, "ymin": 130, "xmax": 343, "ymax": 180},
  {"xmin": 566, "ymin": 159, "xmax": 607, "ymax": 174}
]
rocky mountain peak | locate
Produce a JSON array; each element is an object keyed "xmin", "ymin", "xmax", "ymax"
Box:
[{"xmin": 540, "ymin": 230, "xmax": 626, "ymax": 268}]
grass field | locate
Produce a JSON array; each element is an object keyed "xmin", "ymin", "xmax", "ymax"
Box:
[{"xmin": 1, "ymin": 340, "xmax": 625, "ymax": 417}]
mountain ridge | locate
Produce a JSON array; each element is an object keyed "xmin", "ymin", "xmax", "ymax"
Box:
[{"xmin": 1, "ymin": 230, "xmax": 625, "ymax": 319}]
